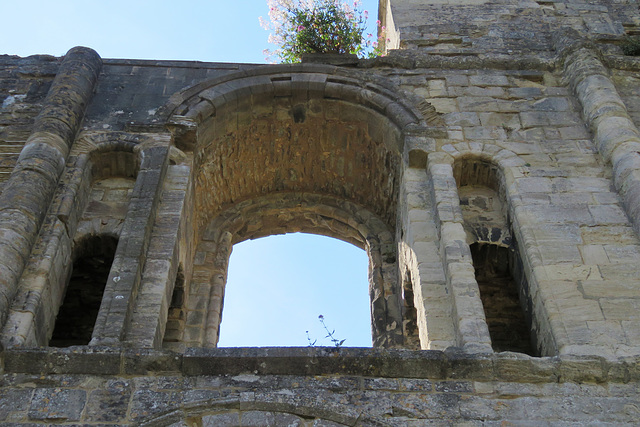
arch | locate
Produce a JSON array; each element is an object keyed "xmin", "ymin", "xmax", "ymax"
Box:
[
  {"xmin": 138, "ymin": 394, "xmax": 361, "ymax": 426},
  {"xmin": 162, "ymin": 64, "xmax": 429, "ymax": 137},
  {"xmin": 0, "ymin": 133, "xmax": 150, "ymax": 348},
  {"xmin": 423, "ymin": 143, "xmax": 551, "ymax": 354},
  {"xmin": 165, "ymin": 66, "xmax": 428, "ymax": 237},
  {"xmin": 164, "ymin": 68, "xmax": 425, "ymax": 349},
  {"xmin": 74, "ymin": 139, "xmax": 141, "ymax": 240},
  {"xmin": 192, "ymin": 193, "xmax": 400, "ymax": 348},
  {"xmin": 452, "ymin": 155, "xmax": 536, "ymax": 355}
]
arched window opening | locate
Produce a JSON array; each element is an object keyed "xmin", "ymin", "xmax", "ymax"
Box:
[
  {"xmin": 217, "ymin": 233, "xmax": 371, "ymax": 347},
  {"xmin": 90, "ymin": 149, "xmax": 139, "ymax": 180},
  {"xmin": 163, "ymin": 265, "xmax": 186, "ymax": 349},
  {"xmin": 471, "ymin": 243, "xmax": 535, "ymax": 355},
  {"xmin": 49, "ymin": 235, "xmax": 118, "ymax": 347},
  {"xmin": 454, "ymin": 157, "xmax": 538, "ymax": 356}
]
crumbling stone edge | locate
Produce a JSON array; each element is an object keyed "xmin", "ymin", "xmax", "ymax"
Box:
[{"xmin": 2, "ymin": 347, "xmax": 638, "ymax": 384}]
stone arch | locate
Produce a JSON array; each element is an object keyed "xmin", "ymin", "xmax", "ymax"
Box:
[
  {"xmin": 138, "ymin": 393, "xmax": 363, "ymax": 426},
  {"xmin": 197, "ymin": 193, "xmax": 397, "ymax": 348},
  {"xmin": 0, "ymin": 132, "xmax": 165, "ymax": 348},
  {"xmin": 452, "ymin": 155, "xmax": 536, "ymax": 355},
  {"xmin": 165, "ymin": 66, "xmax": 429, "ymax": 349},
  {"xmin": 73, "ymin": 136, "xmax": 141, "ymax": 241},
  {"xmin": 427, "ymin": 143, "xmax": 548, "ymax": 355},
  {"xmin": 161, "ymin": 64, "xmax": 429, "ymax": 140}
]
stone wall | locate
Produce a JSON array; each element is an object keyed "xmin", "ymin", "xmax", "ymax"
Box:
[
  {"xmin": 0, "ymin": 55, "xmax": 57, "ymax": 191},
  {"xmin": 1, "ymin": 0, "xmax": 640, "ymax": 423},
  {"xmin": 0, "ymin": 347, "xmax": 639, "ymax": 425},
  {"xmin": 385, "ymin": 0, "xmax": 637, "ymax": 55}
]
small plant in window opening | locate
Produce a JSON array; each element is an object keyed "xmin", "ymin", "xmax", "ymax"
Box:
[{"xmin": 260, "ymin": 0, "xmax": 388, "ymax": 63}]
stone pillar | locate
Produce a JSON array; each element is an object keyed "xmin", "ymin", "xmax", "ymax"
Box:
[
  {"xmin": 427, "ymin": 156, "xmax": 493, "ymax": 354},
  {"xmin": 90, "ymin": 145, "xmax": 169, "ymax": 346},
  {"xmin": 124, "ymin": 163, "xmax": 190, "ymax": 349},
  {"xmin": 558, "ymin": 32, "xmax": 640, "ymax": 237},
  {"xmin": 0, "ymin": 47, "xmax": 101, "ymax": 325}
]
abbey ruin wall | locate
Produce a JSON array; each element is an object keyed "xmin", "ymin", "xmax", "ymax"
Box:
[{"xmin": 1, "ymin": 0, "xmax": 640, "ymax": 424}]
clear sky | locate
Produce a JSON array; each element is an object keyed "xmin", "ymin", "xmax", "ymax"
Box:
[
  {"xmin": 1, "ymin": 0, "xmax": 379, "ymax": 347},
  {"xmin": 1, "ymin": 0, "xmax": 380, "ymax": 64}
]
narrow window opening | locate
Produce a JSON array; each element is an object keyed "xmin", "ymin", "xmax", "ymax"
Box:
[
  {"xmin": 50, "ymin": 235, "xmax": 118, "ymax": 347},
  {"xmin": 455, "ymin": 157, "xmax": 539, "ymax": 356},
  {"xmin": 163, "ymin": 265, "xmax": 186, "ymax": 348},
  {"xmin": 217, "ymin": 233, "xmax": 371, "ymax": 347},
  {"xmin": 402, "ymin": 270, "xmax": 420, "ymax": 349},
  {"xmin": 471, "ymin": 242, "xmax": 536, "ymax": 355}
]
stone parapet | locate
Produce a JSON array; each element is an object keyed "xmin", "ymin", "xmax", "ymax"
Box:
[
  {"xmin": 0, "ymin": 348, "xmax": 638, "ymax": 425},
  {"xmin": 3, "ymin": 346, "xmax": 638, "ymax": 384}
]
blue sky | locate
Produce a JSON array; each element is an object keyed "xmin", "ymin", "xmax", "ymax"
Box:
[
  {"xmin": 2, "ymin": 0, "xmax": 379, "ymax": 63},
  {"xmin": 2, "ymin": 0, "xmax": 379, "ymax": 347}
]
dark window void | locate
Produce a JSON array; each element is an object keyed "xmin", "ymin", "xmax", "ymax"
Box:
[
  {"xmin": 470, "ymin": 242, "xmax": 536, "ymax": 356},
  {"xmin": 49, "ymin": 235, "xmax": 118, "ymax": 347},
  {"xmin": 402, "ymin": 270, "xmax": 420, "ymax": 349},
  {"xmin": 163, "ymin": 265, "xmax": 186, "ymax": 347}
]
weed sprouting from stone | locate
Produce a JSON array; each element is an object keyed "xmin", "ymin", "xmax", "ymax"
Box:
[
  {"xmin": 621, "ymin": 36, "xmax": 640, "ymax": 56},
  {"xmin": 306, "ymin": 330, "xmax": 317, "ymax": 346},
  {"xmin": 319, "ymin": 314, "xmax": 346, "ymax": 347},
  {"xmin": 306, "ymin": 315, "xmax": 346, "ymax": 347}
]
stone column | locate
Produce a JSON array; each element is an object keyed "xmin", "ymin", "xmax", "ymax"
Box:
[
  {"xmin": 90, "ymin": 145, "xmax": 169, "ymax": 346},
  {"xmin": 0, "ymin": 47, "xmax": 101, "ymax": 325},
  {"xmin": 427, "ymin": 156, "xmax": 493, "ymax": 354},
  {"xmin": 558, "ymin": 32, "xmax": 640, "ymax": 237}
]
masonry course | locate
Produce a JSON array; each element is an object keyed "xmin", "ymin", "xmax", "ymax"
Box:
[{"xmin": 1, "ymin": 0, "xmax": 640, "ymax": 424}]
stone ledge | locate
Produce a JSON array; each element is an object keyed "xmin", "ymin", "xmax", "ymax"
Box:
[{"xmin": 2, "ymin": 347, "xmax": 639, "ymax": 383}]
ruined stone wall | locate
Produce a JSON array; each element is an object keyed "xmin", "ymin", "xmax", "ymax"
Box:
[
  {"xmin": 0, "ymin": 55, "xmax": 57, "ymax": 192},
  {"xmin": 386, "ymin": 0, "xmax": 638, "ymax": 55},
  {"xmin": 0, "ymin": 347, "xmax": 638, "ymax": 425},
  {"xmin": 0, "ymin": 0, "xmax": 640, "ymax": 424}
]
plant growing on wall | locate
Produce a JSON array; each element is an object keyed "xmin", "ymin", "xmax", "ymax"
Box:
[
  {"xmin": 621, "ymin": 35, "xmax": 640, "ymax": 56},
  {"xmin": 306, "ymin": 315, "xmax": 346, "ymax": 347},
  {"xmin": 260, "ymin": 0, "xmax": 385, "ymax": 62}
]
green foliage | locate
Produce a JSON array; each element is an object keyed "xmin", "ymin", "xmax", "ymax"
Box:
[
  {"xmin": 291, "ymin": 3, "xmax": 361, "ymax": 59},
  {"xmin": 621, "ymin": 36, "xmax": 640, "ymax": 56},
  {"xmin": 261, "ymin": 0, "xmax": 384, "ymax": 63}
]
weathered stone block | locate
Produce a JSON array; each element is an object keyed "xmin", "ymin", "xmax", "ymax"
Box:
[{"xmin": 28, "ymin": 388, "xmax": 86, "ymax": 421}]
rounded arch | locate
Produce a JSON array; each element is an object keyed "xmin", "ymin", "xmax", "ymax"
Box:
[
  {"xmin": 165, "ymin": 67, "xmax": 422, "ymax": 349},
  {"xmin": 162, "ymin": 64, "xmax": 429, "ymax": 133},
  {"xmin": 196, "ymin": 193, "xmax": 400, "ymax": 349},
  {"xmin": 429, "ymin": 144, "xmax": 543, "ymax": 355},
  {"xmin": 164, "ymin": 66, "xmax": 428, "ymax": 236},
  {"xmin": 438, "ymin": 142, "xmax": 526, "ymax": 168},
  {"xmin": 138, "ymin": 394, "xmax": 362, "ymax": 426},
  {"xmin": 73, "ymin": 130, "xmax": 158, "ymax": 155}
]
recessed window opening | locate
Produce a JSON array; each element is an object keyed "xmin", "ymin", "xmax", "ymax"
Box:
[
  {"xmin": 471, "ymin": 242, "xmax": 536, "ymax": 355},
  {"xmin": 163, "ymin": 265, "xmax": 186, "ymax": 348},
  {"xmin": 49, "ymin": 235, "xmax": 118, "ymax": 347},
  {"xmin": 402, "ymin": 270, "xmax": 420, "ymax": 349},
  {"xmin": 454, "ymin": 157, "xmax": 538, "ymax": 356},
  {"xmin": 217, "ymin": 233, "xmax": 371, "ymax": 347}
]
